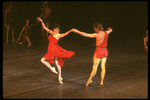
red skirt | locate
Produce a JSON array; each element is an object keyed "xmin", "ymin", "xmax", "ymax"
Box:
[
  {"xmin": 93, "ymin": 47, "xmax": 108, "ymax": 58},
  {"xmin": 43, "ymin": 44, "xmax": 75, "ymax": 67}
]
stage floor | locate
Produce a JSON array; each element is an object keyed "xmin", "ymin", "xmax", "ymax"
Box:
[{"xmin": 3, "ymin": 42, "xmax": 148, "ymax": 99}]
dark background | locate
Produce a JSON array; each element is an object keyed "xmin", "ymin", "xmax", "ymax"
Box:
[{"xmin": 3, "ymin": 1, "xmax": 148, "ymax": 50}]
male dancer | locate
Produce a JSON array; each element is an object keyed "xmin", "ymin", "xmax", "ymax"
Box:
[
  {"xmin": 144, "ymin": 31, "xmax": 148, "ymax": 53},
  {"xmin": 4, "ymin": 2, "xmax": 18, "ymax": 44},
  {"xmin": 73, "ymin": 23, "xmax": 113, "ymax": 87}
]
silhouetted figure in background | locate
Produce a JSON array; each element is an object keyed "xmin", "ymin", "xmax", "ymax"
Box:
[
  {"xmin": 16, "ymin": 19, "xmax": 37, "ymax": 47},
  {"xmin": 144, "ymin": 31, "xmax": 148, "ymax": 53},
  {"xmin": 36, "ymin": 1, "xmax": 51, "ymax": 43},
  {"xmin": 4, "ymin": 2, "xmax": 18, "ymax": 45}
]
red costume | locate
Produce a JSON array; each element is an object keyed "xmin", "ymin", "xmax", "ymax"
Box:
[
  {"xmin": 93, "ymin": 32, "xmax": 109, "ymax": 58},
  {"xmin": 43, "ymin": 35, "xmax": 75, "ymax": 67}
]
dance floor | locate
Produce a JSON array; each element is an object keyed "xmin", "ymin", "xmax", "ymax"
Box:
[{"xmin": 3, "ymin": 41, "xmax": 148, "ymax": 99}]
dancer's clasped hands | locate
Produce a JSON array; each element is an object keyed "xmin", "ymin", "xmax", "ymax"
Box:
[{"xmin": 71, "ymin": 28, "xmax": 78, "ymax": 33}]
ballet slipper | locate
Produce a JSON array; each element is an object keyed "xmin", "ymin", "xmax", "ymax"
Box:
[
  {"xmin": 90, "ymin": 80, "xmax": 93, "ymax": 83},
  {"xmin": 58, "ymin": 77, "xmax": 63, "ymax": 84},
  {"xmin": 100, "ymin": 81, "xmax": 104, "ymax": 87},
  {"xmin": 19, "ymin": 42, "xmax": 22, "ymax": 44},
  {"xmin": 100, "ymin": 84, "xmax": 104, "ymax": 87},
  {"xmin": 86, "ymin": 79, "xmax": 92, "ymax": 87},
  {"xmin": 51, "ymin": 67, "xmax": 58, "ymax": 74}
]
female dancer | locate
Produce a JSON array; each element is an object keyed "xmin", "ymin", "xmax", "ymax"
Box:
[
  {"xmin": 37, "ymin": 17, "xmax": 75, "ymax": 84},
  {"xmin": 73, "ymin": 23, "xmax": 113, "ymax": 87},
  {"xmin": 16, "ymin": 19, "xmax": 34, "ymax": 47}
]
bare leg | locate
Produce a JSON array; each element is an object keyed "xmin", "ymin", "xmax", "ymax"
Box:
[
  {"xmin": 54, "ymin": 57, "xmax": 63, "ymax": 84},
  {"xmin": 12, "ymin": 28, "xmax": 15, "ymax": 43},
  {"xmin": 6, "ymin": 25, "xmax": 10, "ymax": 44},
  {"xmin": 26, "ymin": 36, "xmax": 31, "ymax": 46},
  {"xmin": 86, "ymin": 54, "xmax": 101, "ymax": 87},
  {"xmin": 41, "ymin": 57, "xmax": 58, "ymax": 74},
  {"xmin": 100, "ymin": 57, "xmax": 107, "ymax": 87}
]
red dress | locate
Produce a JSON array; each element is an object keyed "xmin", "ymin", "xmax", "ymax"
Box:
[
  {"xmin": 43, "ymin": 35, "xmax": 75, "ymax": 67},
  {"xmin": 93, "ymin": 32, "xmax": 109, "ymax": 58}
]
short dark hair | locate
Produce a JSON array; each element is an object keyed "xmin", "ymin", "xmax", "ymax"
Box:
[
  {"xmin": 53, "ymin": 23, "xmax": 60, "ymax": 30},
  {"xmin": 93, "ymin": 23, "xmax": 104, "ymax": 31}
]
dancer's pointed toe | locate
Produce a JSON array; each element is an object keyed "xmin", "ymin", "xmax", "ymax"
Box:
[
  {"xmin": 59, "ymin": 77, "xmax": 63, "ymax": 84},
  {"xmin": 86, "ymin": 80, "xmax": 92, "ymax": 87},
  {"xmin": 51, "ymin": 67, "xmax": 58, "ymax": 74},
  {"xmin": 100, "ymin": 84, "xmax": 104, "ymax": 87}
]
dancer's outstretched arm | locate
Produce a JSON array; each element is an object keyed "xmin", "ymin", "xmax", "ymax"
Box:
[
  {"xmin": 59, "ymin": 29, "xmax": 74, "ymax": 38},
  {"xmin": 105, "ymin": 27, "xmax": 113, "ymax": 34},
  {"xmin": 37, "ymin": 17, "xmax": 53, "ymax": 34},
  {"xmin": 73, "ymin": 29, "xmax": 97, "ymax": 38}
]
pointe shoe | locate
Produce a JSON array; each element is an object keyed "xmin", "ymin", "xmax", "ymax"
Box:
[
  {"xmin": 58, "ymin": 77, "xmax": 63, "ymax": 84},
  {"xmin": 100, "ymin": 81, "xmax": 104, "ymax": 87},
  {"xmin": 90, "ymin": 80, "xmax": 93, "ymax": 83},
  {"xmin": 51, "ymin": 67, "xmax": 58, "ymax": 74},
  {"xmin": 86, "ymin": 79, "xmax": 92, "ymax": 87},
  {"xmin": 100, "ymin": 84, "xmax": 104, "ymax": 87}
]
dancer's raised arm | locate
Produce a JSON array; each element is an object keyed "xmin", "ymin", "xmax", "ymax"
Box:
[
  {"xmin": 37, "ymin": 17, "xmax": 53, "ymax": 34},
  {"xmin": 105, "ymin": 27, "xmax": 113, "ymax": 34},
  {"xmin": 73, "ymin": 29, "xmax": 97, "ymax": 38}
]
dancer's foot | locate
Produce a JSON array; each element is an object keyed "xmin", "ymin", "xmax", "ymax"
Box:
[
  {"xmin": 12, "ymin": 41, "xmax": 15, "ymax": 44},
  {"xmin": 90, "ymin": 80, "xmax": 93, "ymax": 83},
  {"xmin": 100, "ymin": 84, "xmax": 104, "ymax": 87},
  {"xmin": 19, "ymin": 42, "xmax": 23, "ymax": 45},
  {"xmin": 51, "ymin": 67, "xmax": 58, "ymax": 74},
  {"xmin": 86, "ymin": 79, "xmax": 92, "ymax": 87},
  {"xmin": 28, "ymin": 43, "xmax": 31, "ymax": 47},
  {"xmin": 58, "ymin": 77, "xmax": 63, "ymax": 84},
  {"xmin": 100, "ymin": 81, "xmax": 103, "ymax": 87},
  {"xmin": 16, "ymin": 41, "xmax": 19, "ymax": 43},
  {"xmin": 6, "ymin": 41, "xmax": 8, "ymax": 45}
]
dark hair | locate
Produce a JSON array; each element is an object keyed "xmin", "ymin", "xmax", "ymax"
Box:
[
  {"xmin": 93, "ymin": 23, "xmax": 104, "ymax": 31},
  {"xmin": 53, "ymin": 23, "xmax": 61, "ymax": 30}
]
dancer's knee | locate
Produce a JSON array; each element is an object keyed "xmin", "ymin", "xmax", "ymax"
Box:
[
  {"xmin": 91, "ymin": 67, "xmax": 97, "ymax": 75},
  {"xmin": 41, "ymin": 58, "xmax": 45, "ymax": 63}
]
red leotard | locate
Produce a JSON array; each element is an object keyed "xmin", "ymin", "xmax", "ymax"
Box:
[
  {"xmin": 43, "ymin": 35, "xmax": 75, "ymax": 67},
  {"xmin": 93, "ymin": 32, "xmax": 109, "ymax": 58}
]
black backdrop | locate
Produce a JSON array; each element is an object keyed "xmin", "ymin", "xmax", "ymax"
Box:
[{"xmin": 3, "ymin": 1, "xmax": 148, "ymax": 49}]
